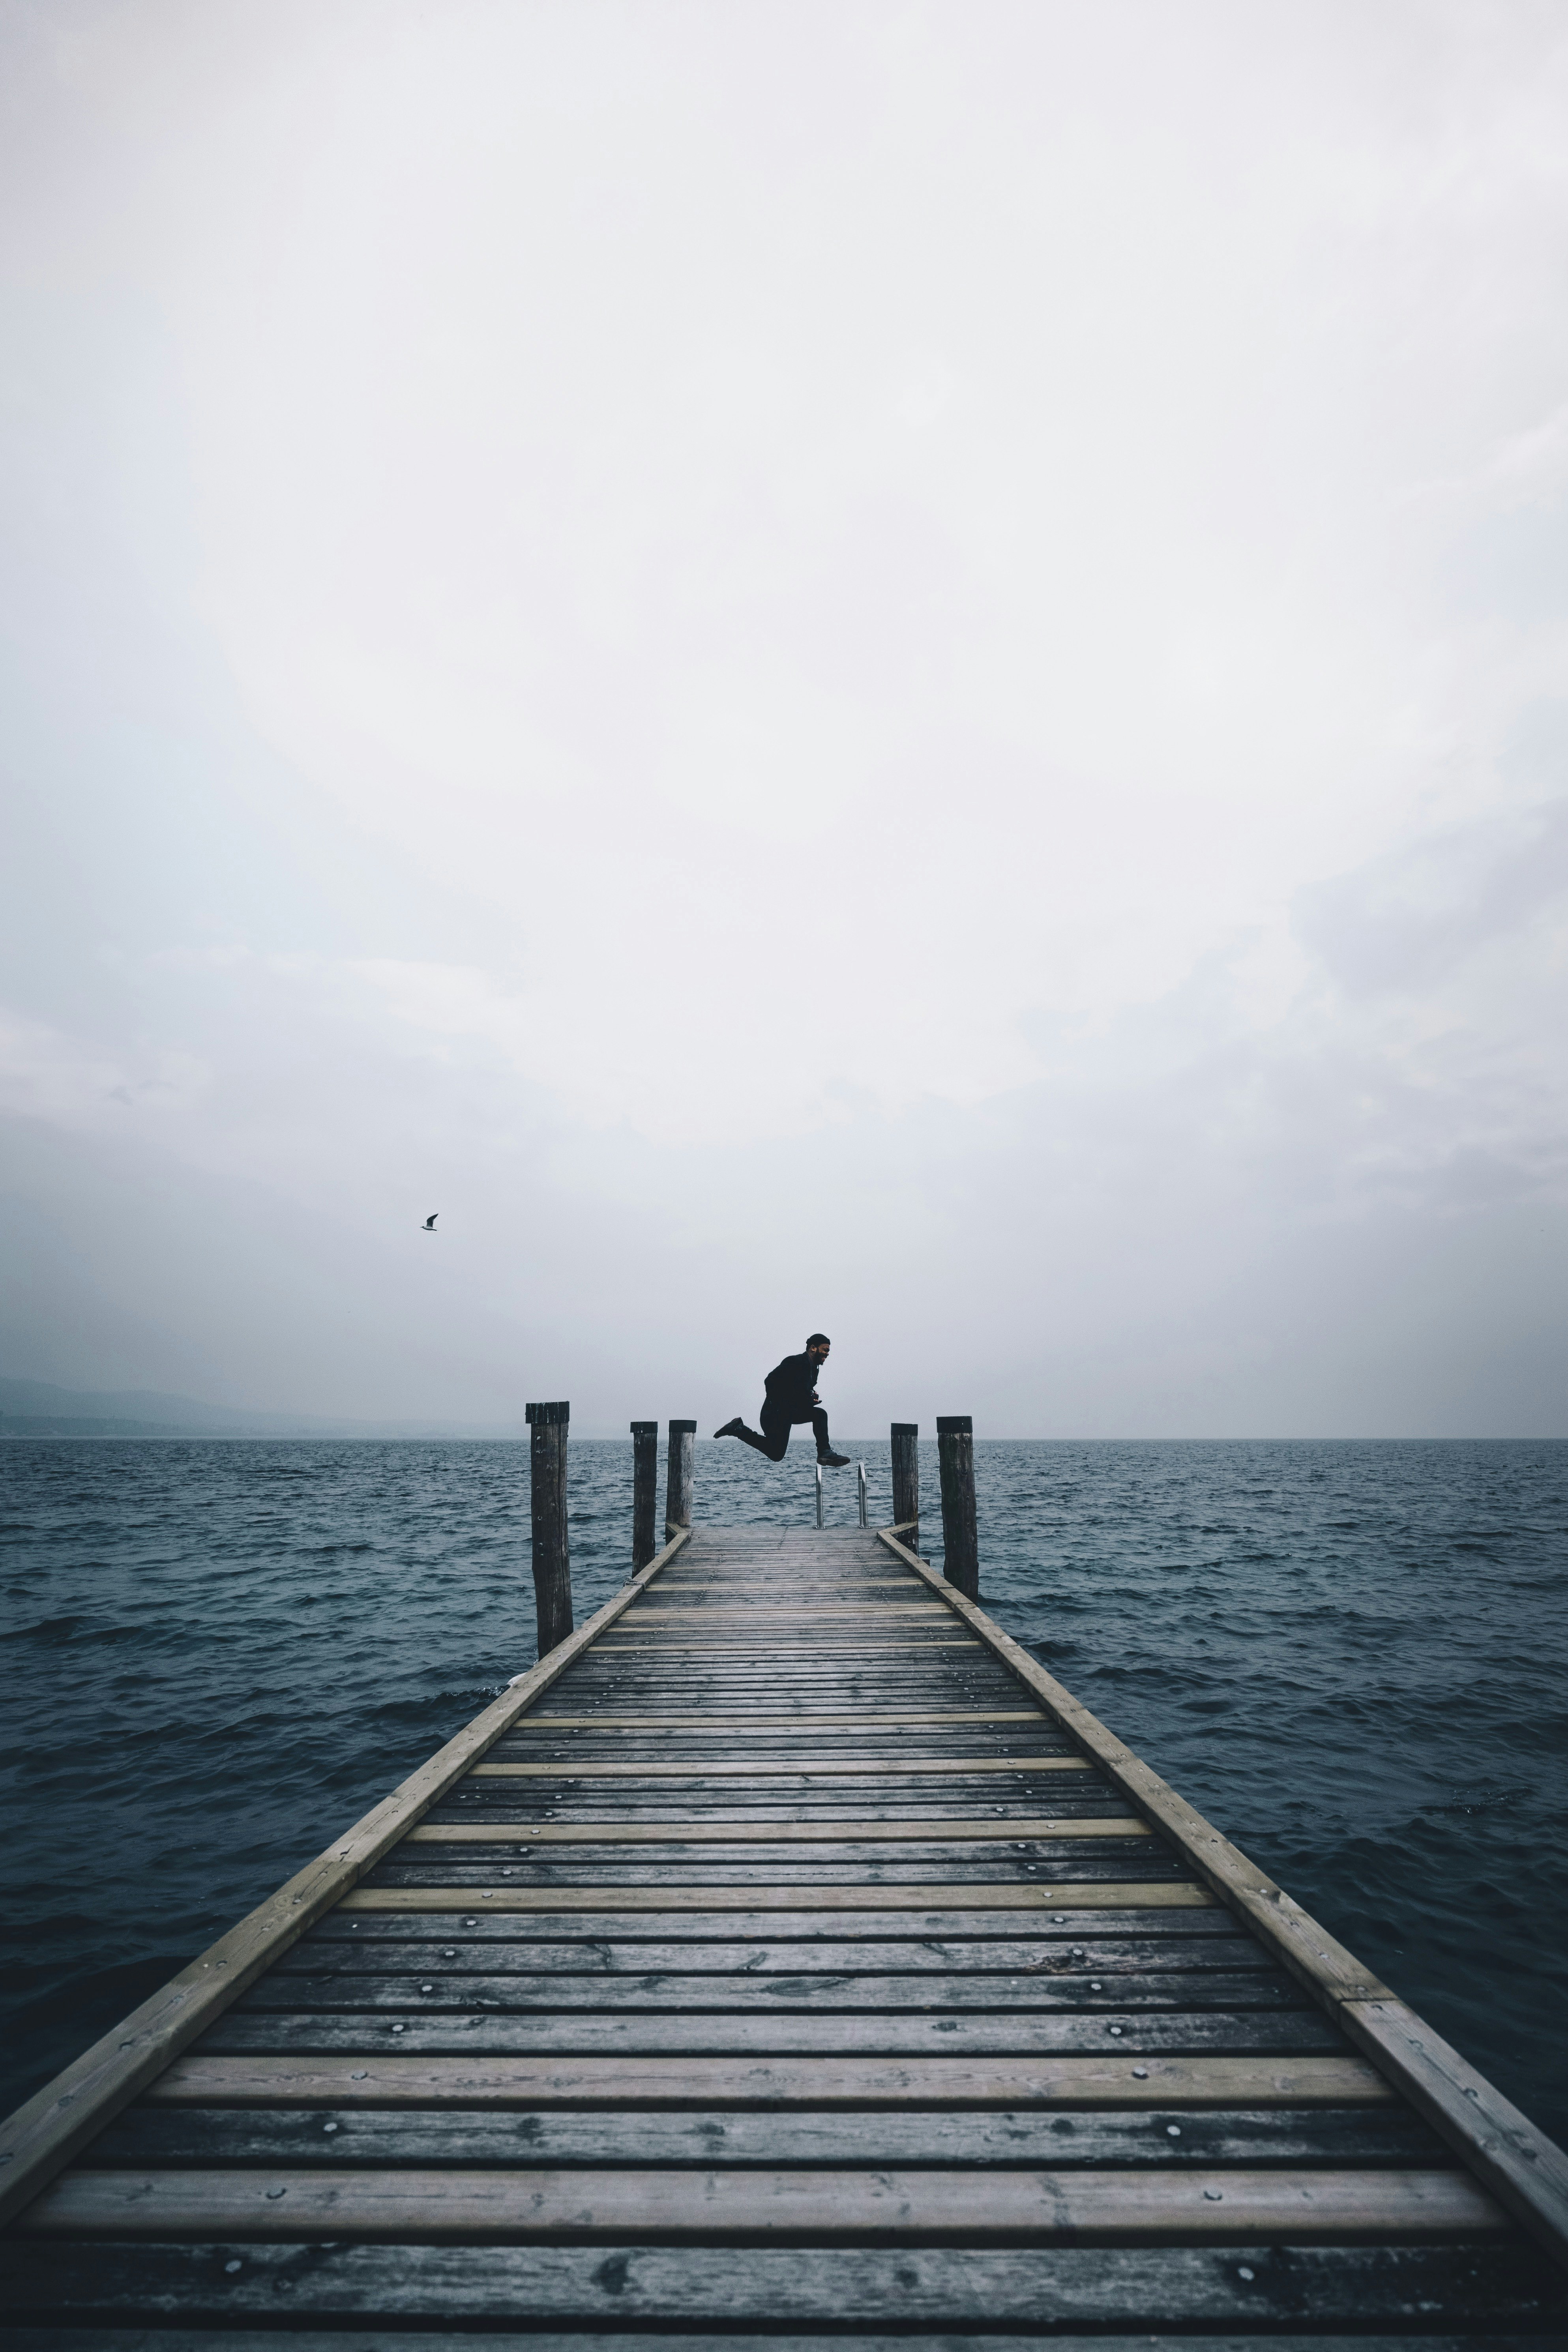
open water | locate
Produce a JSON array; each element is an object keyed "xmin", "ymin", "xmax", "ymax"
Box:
[{"xmin": 2, "ymin": 1436, "xmax": 1565, "ymax": 2148}]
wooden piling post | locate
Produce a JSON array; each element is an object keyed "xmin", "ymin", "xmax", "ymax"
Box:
[
  {"xmin": 665, "ymin": 1418, "xmax": 696, "ymax": 1537},
  {"xmin": 936, "ymin": 1413, "xmax": 978, "ymax": 1599},
  {"xmin": 525, "ymin": 1400, "xmax": 573, "ymax": 1656},
  {"xmin": 890, "ymin": 1421, "xmax": 920, "ymax": 1546},
  {"xmin": 630, "ymin": 1420, "xmax": 658, "ymax": 1571}
]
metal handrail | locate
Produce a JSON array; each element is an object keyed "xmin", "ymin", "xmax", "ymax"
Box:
[
  {"xmin": 857, "ymin": 1460, "xmax": 868, "ymax": 1526},
  {"xmin": 815, "ymin": 1460, "xmax": 824, "ymax": 1528}
]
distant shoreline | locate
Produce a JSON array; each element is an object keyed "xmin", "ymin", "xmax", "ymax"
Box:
[
  {"xmin": 5, "ymin": 1427, "xmax": 1563, "ymax": 1444},
  {"xmin": 0, "ymin": 1420, "xmax": 527, "ymax": 1441}
]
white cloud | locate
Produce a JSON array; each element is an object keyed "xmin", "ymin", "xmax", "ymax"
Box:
[{"xmin": 0, "ymin": 1007, "xmax": 207, "ymax": 1131}]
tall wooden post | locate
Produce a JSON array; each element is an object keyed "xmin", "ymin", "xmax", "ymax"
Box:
[
  {"xmin": 525, "ymin": 1400, "xmax": 573, "ymax": 1655},
  {"xmin": 666, "ymin": 1418, "xmax": 696, "ymax": 1537},
  {"xmin": 936, "ymin": 1414, "xmax": 978, "ymax": 1599},
  {"xmin": 891, "ymin": 1421, "xmax": 920, "ymax": 1546},
  {"xmin": 630, "ymin": 1420, "xmax": 658, "ymax": 1571}
]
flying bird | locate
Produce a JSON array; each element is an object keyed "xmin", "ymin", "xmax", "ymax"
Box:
[{"xmin": 422, "ymin": 1213, "xmax": 438, "ymax": 1232}]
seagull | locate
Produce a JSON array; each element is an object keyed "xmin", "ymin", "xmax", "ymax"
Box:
[{"xmin": 422, "ymin": 1212, "xmax": 438, "ymax": 1232}]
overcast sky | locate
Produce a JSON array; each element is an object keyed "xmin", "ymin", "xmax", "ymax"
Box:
[{"xmin": 2, "ymin": 0, "xmax": 1566, "ymax": 1437}]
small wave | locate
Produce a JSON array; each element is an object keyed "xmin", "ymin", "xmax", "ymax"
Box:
[{"xmin": 0, "ymin": 1613, "xmax": 88, "ymax": 1645}]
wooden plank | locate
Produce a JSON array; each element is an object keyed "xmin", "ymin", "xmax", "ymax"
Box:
[
  {"xmin": 398, "ymin": 1850, "xmax": 1153, "ymax": 1874},
  {"xmin": 622, "ymin": 1605, "xmax": 948, "ymax": 1617},
  {"xmin": 519, "ymin": 1713, "xmax": 1050, "ymax": 1728},
  {"xmin": 472, "ymin": 1724, "xmax": 1073, "ymax": 1738},
  {"xmin": 428, "ymin": 1783, "xmax": 1122, "ymax": 1803},
  {"xmin": 284, "ymin": 1931, "xmax": 1262, "ymax": 1972},
  {"xmin": 501, "ymin": 1721, "xmax": 1061, "ymax": 1735},
  {"xmin": 485, "ymin": 1776, "xmax": 1088, "ymax": 1792},
  {"xmin": 583, "ymin": 1654, "xmax": 982, "ymax": 1665},
  {"xmin": 542, "ymin": 1702, "xmax": 1065, "ymax": 1712},
  {"xmin": 470, "ymin": 1755, "xmax": 1093, "ymax": 1779},
  {"xmin": 591, "ymin": 1642, "xmax": 983, "ymax": 1653},
  {"xmin": 405, "ymin": 1815, "xmax": 1134, "ymax": 1839},
  {"xmin": 458, "ymin": 1789, "xmax": 1094, "ymax": 1803},
  {"xmin": 461, "ymin": 1759, "xmax": 1090, "ymax": 1768},
  {"xmin": 406, "ymin": 1805, "xmax": 1131, "ymax": 1824},
  {"xmin": 571, "ymin": 1667, "xmax": 1000, "ymax": 1680},
  {"xmin": 484, "ymin": 1757, "xmax": 1081, "ymax": 1773},
  {"xmin": 341, "ymin": 1882, "xmax": 1214, "ymax": 1914},
  {"xmin": 453, "ymin": 1768, "xmax": 1105, "ymax": 1778},
  {"xmin": 445, "ymin": 1775, "xmax": 1102, "ymax": 1791},
  {"xmin": 567, "ymin": 1671, "xmax": 1001, "ymax": 1683},
  {"xmin": 517, "ymin": 1694, "xmax": 1049, "ymax": 1705},
  {"xmin": 461, "ymin": 1768, "xmax": 1090, "ymax": 1778},
  {"xmin": 654, "ymin": 1578, "xmax": 921, "ymax": 1589},
  {"xmin": 141, "ymin": 2049, "xmax": 1402, "ymax": 2108},
  {"xmin": 4, "ymin": 2333, "xmax": 1551, "ymax": 2352},
  {"xmin": 499, "ymin": 1727, "xmax": 1068, "ymax": 1742},
  {"xmin": 592, "ymin": 1633, "xmax": 966, "ymax": 1643},
  {"xmin": 369, "ymin": 1859, "xmax": 1195, "ymax": 1886},
  {"xmin": 92, "ymin": 2102, "xmax": 1442, "ymax": 2169},
  {"xmin": 5, "ymin": 2239, "xmax": 1561, "ymax": 2326},
  {"xmin": 557, "ymin": 1688, "xmax": 1039, "ymax": 1699},
  {"xmin": 563, "ymin": 1689, "xmax": 1009, "ymax": 1700},
  {"xmin": 874, "ymin": 1527, "xmax": 1568, "ymax": 2270},
  {"xmin": 573, "ymin": 1665, "xmax": 1006, "ymax": 1684},
  {"xmin": 0, "ymin": 1533, "xmax": 693, "ymax": 2228},
  {"xmin": 496, "ymin": 1752, "xmax": 1080, "ymax": 1766},
  {"xmin": 485, "ymin": 1764, "xmax": 1080, "ymax": 1780},
  {"xmin": 450, "ymin": 1770, "xmax": 1107, "ymax": 1785},
  {"xmin": 466, "ymin": 1752, "xmax": 1086, "ymax": 1768},
  {"xmin": 312, "ymin": 1903, "xmax": 1242, "ymax": 1942},
  {"xmin": 19, "ymin": 2163, "xmax": 1504, "ymax": 2243},
  {"xmin": 405, "ymin": 1827, "xmax": 1133, "ymax": 1845},
  {"xmin": 199, "ymin": 2012, "xmax": 1346, "ymax": 2059},
  {"xmin": 493, "ymin": 1747, "xmax": 1072, "ymax": 1763},
  {"xmin": 552, "ymin": 1712, "xmax": 1067, "ymax": 1731},
  {"xmin": 236, "ymin": 1969, "xmax": 1296, "ymax": 2014},
  {"xmin": 408, "ymin": 1820, "xmax": 1148, "ymax": 1845}
]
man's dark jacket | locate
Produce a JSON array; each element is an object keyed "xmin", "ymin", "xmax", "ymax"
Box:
[{"xmin": 763, "ymin": 1351, "xmax": 821, "ymax": 1421}]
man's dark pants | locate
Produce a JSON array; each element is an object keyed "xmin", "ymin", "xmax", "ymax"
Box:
[{"xmin": 734, "ymin": 1405, "xmax": 831, "ymax": 1462}]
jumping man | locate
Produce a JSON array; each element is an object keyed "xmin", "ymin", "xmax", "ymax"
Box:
[{"xmin": 714, "ymin": 1333, "xmax": 851, "ymax": 1466}]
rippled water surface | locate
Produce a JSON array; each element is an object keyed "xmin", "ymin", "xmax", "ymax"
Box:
[{"xmin": 2, "ymin": 1436, "xmax": 1565, "ymax": 2144}]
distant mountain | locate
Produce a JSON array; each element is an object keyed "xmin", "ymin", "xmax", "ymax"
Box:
[{"xmin": 0, "ymin": 1376, "xmax": 522, "ymax": 1440}]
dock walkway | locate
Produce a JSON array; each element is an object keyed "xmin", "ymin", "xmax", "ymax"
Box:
[{"xmin": 6, "ymin": 1520, "xmax": 1568, "ymax": 2342}]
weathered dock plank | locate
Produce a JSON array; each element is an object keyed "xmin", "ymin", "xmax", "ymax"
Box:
[
  {"xmin": 22, "ymin": 2160, "xmax": 1505, "ymax": 2241},
  {"xmin": 6, "ymin": 2238, "xmax": 1563, "ymax": 2327},
  {"xmin": 139, "ymin": 2050, "xmax": 1397, "ymax": 2106}
]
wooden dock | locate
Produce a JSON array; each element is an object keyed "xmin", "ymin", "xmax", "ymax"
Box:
[{"xmin": 6, "ymin": 1513, "xmax": 1568, "ymax": 2343}]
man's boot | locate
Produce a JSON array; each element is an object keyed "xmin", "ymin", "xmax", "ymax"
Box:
[{"xmin": 817, "ymin": 1447, "xmax": 851, "ymax": 1467}]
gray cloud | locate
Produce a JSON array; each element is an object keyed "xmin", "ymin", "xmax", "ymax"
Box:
[{"xmin": 1296, "ymin": 796, "xmax": 1568, "ymax": 998}]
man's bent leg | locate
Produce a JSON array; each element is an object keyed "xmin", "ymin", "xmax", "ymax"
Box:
[
  {"xmin": 812, "ymin": 1408, "xmax": 850, "ymax": 1467},
  {"xmin": 727, "ymin": 1413, "xmax": 790, "ymax": 1462}
]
